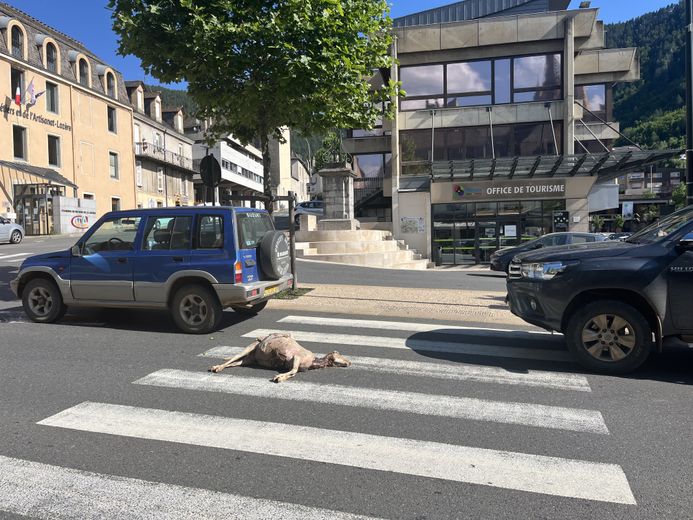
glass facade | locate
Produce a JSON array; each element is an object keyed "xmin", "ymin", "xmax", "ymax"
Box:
[
  {"xmin": 432, "ymin": 200, "xmax": 566, "ymax": 265},
  {"xmin": 352, "ymin": 153, "xmax": 392, "ymax": 178},
  {"xmin": 575, "ymin": 84, "xmax": 607, "ymax": 122},
  {"xmin": 400, "ymin": 53, "xmax": 562, "ymax": 111}
]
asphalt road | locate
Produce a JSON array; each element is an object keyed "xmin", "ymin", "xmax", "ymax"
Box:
[
  {"xmin": 0, "ymin": 306, "xmax": 693, "ymax": 519},
  {"xmin": 2, "ymin": 235, "xmax": 693, "ymax": 518}
]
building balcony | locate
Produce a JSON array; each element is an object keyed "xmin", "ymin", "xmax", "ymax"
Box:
[
  {"xmin": 575, "ymin": 121, "xmax": 620, "ymax": 142},
  {"xmin": 135, "ymin": 142, "xmax": 196, "ymax": 174}
]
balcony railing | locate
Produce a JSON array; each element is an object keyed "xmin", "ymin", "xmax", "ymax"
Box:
[
  {"xmin": 135, "ymin": 142, "xmax": 194, "ymax": 171},
  {"xmin": 354, "ymin": 176, "xmax": 383, "ymax": 205}
]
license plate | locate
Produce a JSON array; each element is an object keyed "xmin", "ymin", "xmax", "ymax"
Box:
[{"xmin": 264, "ymin": 285, "xmax": 279, "ymax": 296}]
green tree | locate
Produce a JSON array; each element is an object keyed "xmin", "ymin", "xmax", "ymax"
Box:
[
  {"xmin": 110, "ymin": 0, "xmax": 399, "ymax": 211},
  {"xmin": 672, "ymin": 182, "xmax": 687, "ymax": 209}
]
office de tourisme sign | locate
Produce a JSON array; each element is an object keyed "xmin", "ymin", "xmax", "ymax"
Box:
[{"xmin": 432, "ymin": 179, "xmax": 568, "ymax": 204}]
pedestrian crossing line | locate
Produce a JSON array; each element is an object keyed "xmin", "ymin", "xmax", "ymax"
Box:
[
  {"xmin": 202, "ymin": 347, "xmax": 591, "ymax": 392},
  {"xmin": 0, "ymin": 454, "xmax": 379, "ymax": 520},
  {"xmin": 279, "ymin": 315, "xmax": 556, "ymax": 337},
  {"xmin": 242, "ymin": 329, "xmax": 573, "ymax": 362},
  {"xmin": 0, "ymin": 253, "xmax": 30, "ymax": 260},
  {"xmin": 134, "ymin": 369, "xmax": 605, "ymax": 433},
  {"xmin": 38, "ymin": 402, "xmax": 636, "ymax": 504}
]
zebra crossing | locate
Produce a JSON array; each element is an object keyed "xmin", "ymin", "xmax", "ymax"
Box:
[{"xmin": 5, "ymin": 313, "xmax": 638, "ymax": 518}]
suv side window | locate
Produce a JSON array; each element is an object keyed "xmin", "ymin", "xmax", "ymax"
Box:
[
  {"xmin": 570, "ymin": 235, "xmax": 591, "ymax": 244},
  {"xmin": 84, "ymin": 217, "xmax": 141, "ymax": 254},
  {"xmin": 142, "ymin": 216, "xmax": 192, "ymax": 251},
  {"xmin": 196, "ymin": 215, "xmax": 224, "ymax": 249}
]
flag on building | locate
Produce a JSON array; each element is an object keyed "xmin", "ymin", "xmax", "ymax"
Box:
[
  {"xmin": 14, "ymin": 86, "xmax": 21, "ymax": 106},
  {"xmin": 24, "ymin": 79, "xmax": 45, "ymax": 108}
]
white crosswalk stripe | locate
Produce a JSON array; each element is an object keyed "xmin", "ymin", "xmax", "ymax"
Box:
[
  {"xmin": 243, "ymin": 329, "xmax": 573, "ymax": 362},
  {"xmin": 0, "ymin": 454, "xmax": 379, "ymax": 520},
  {"xmin": 0, "ymin": 253, "xmax": 30, "ymax": 260},
  {"xmin": 38, "ymin": 402, "xmax": 636, "ymax": 505},
  {"xmin": 279, "ymin": 315, "xmax": 557, "ymax": 337},
  {"xmin": 134, "ymin": 369, "xmax": 606, "ymax": 433},
  {"xmin": 202, "ymin": 346, "xmax": 591, "ymax": 391}
]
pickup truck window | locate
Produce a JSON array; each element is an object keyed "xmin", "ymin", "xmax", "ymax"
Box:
[{"xmin": 627, "ymin": 207, "xmax": 693, "ymax": 244}]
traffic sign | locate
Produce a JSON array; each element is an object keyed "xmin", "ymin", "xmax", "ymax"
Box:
[{"xmin": 200, "ymin": 155, "xmax": 221, "ymax": 188}]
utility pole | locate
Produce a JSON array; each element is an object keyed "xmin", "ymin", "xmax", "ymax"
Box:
[{"xmin": 686, "ymin": 0, "xmax": 693, "ymax": 205}]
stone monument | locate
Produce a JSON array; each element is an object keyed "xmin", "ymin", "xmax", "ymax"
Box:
[{"xmin": 317, "ymin": 162, "xmax": 360, "ymax": 231}]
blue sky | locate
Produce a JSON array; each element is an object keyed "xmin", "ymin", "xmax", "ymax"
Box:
[{"xmin": 5, "ymin": 0, "xmax": 679, "ymax": 88}]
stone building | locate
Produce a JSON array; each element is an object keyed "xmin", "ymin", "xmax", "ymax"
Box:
[
  {"xmin": 0, "ymin": 2, "xmax": 135, "ymax": 234},
  {"xmin": 125, "ymin": 81, "xmax": 195, "ymax": 208}
]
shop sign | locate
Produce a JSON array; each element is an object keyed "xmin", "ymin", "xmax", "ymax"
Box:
[
  {"xmin": 452, "ymin": 180, "xmax": 566, "ymax": 201},
  {"xmin": 1, "ymin": 104, "xmax": 72, "ymax": 132}
]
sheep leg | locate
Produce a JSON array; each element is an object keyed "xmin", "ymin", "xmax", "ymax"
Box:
[
  {"xmin": 209, "ymin": 342, "xmax": 258, "ymax": 373},
  {"xmin": 272, "ymin": 357, "xmax": 301, "ymax": 383}
]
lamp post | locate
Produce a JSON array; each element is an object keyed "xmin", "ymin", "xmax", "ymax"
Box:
[{"xmin": 686, "ymin": 0, "xmax": 693, "ymax": 205}]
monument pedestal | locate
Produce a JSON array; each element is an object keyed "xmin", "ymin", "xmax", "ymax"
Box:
[{"xmin": 317, "ymin": 164, "xmax": 360, "ymax": 231}]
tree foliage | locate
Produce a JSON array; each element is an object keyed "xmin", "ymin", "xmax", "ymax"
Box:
[{"xmin": 109, "ymin": 0, "xmax": 399, "ymax": 207}]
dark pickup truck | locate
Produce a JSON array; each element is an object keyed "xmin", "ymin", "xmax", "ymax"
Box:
[{"xmin": 507, "ymin": 206, "xmax": 693, "ymax": 374}]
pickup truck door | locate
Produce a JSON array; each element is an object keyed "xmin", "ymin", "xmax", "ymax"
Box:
[{"xmin": 668, "ymin": 232, "xmax": 693, "ymax": 332}]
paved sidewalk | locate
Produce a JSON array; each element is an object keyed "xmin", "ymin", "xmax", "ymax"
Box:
[{"xmin": 268, "ymin": 283, "xmax": 533, "ymax": 327}]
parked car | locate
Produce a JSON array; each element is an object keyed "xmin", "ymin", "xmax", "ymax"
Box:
[
  {"xmin": 608, "ymin": 232, "xmax": 632, "ymax": 241},
  {"xmin": 294, "ymin": 200, "xmax": 324, "ymax": 225},
  {"xmin": 10, "ymin": 207, "xmax": 293, "ymax": 334},
  {"xmin": 0, "ymin": 217, "xmax": 24, "ymax": 244},
  {"xmin": 490, "ymin": 232, "xmax": 608, "ymax": 273},
  {"xmin": 506, "ymin": 205, "xmax": 693, "ymax": 374}
]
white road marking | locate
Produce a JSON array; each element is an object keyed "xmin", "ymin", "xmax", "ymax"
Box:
[
  {"xmin": 134, "ymin": 369, "xmax": 605, "ymax": 433},
  {"xmin": 243, "ymin": 329, "xmax": 573, "ymax": 362},
  {"xmin": 0, "ymin": 253, "xmax": 30, "ymax": 260},
  {"xmin": 279, "ymin": 315, "xmax": 556, "ymax": 336},
  {"xmin": 38, "ymin": 402, "xmax": 636, "ymax": 504},
  {"xmin": 202, "ymin": 346, "xmax": 591, "ymax": 392},
  {"xmin": 0, "ymin": 454, "xmax": 378, "ymax": 520}
]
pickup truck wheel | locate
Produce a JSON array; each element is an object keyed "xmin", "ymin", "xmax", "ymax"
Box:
[
  {"xmin": 22, "ymin": 278, "xmax": 67, "ymax": 324},
  {"xmin": 566, "ymin": 301, "xmax": 652, "ymax": 374},
  {"xmin": 231, "ymin": 300, "xmax": 268, "ymax": 315},
  {"xmin": 171, "ymin": 284, "xmax": 222, "ymax": 334}
]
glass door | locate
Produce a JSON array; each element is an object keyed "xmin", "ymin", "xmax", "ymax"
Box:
[
  {"xmin": 498, "ymin": 221, "xmax": 521, "ymax": 249},
  {"xmin": 453, "ymin": 220, "xmax": 476, "ymax": 265},
  {"xmin": 477, "ymin": 221, "xmax": 499, "ymax": 263}
]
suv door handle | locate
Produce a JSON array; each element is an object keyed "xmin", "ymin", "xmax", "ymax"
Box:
[
  {"xmin": 172, "ymin": 256, "xmax": 184, "ymax": 262},
  {"xmin": 117, "ymin": 257, "xmax": 127, "ymax": 264}
]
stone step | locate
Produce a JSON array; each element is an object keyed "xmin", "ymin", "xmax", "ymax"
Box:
[
  {"xmin": 301, "ymin": 250, "xmax": 420, "ymax": 267},
  {"xmin": 392, "ymin": 260, "xmax": 430, "ymax": 270},
  {"xmin": 306, "ymin": 240, "xmax": 401, "ymax": 254},
  {"xmin": 296, "ymin": 230, "xmax": 392, "ymax": 243},
  {"xmin": 296, "ymin": 248, "xmax": 318, "ymax": 258}
]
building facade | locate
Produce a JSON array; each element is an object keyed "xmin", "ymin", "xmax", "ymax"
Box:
[
  {"xmin": 345, "ymin": 0, "xmax": 657, "ymax": 264},
  {"xmin": 125, "ymin": 81, "xmax": 195, "ymax": 208},
  {"xmin": 0, "ymin": 2, "xmax": 135, "ymax": 234}
]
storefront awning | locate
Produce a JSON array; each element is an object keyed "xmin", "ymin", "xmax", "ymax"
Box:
[
  {"xmin": 0, "ymin": 160, "xmax": 77, "ymax": 188},
  {"xmin": 429, "ymin": 150, "xmax": 683, "ymax": 183}
]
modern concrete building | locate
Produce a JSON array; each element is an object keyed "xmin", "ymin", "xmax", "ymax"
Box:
[
  {"xmin": 125, "ymin": 81, "xmax": 195, "ymax": 208},
  {"xmin": 0, "ymin": 2, "xmax": 135, "ymax": 234},
  {"xmin": 344, "ymin": 0, "xmax": 675, "ymax": 265}
]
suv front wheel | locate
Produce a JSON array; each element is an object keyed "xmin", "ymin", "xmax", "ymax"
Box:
[
  {"xmin": 22, "ymin": 278, "xmax": 67, "ymax": 323},
  {"xmin": 171, "ymin": 284, "xmax": 222, "ymax": 334},
  {"xmin": 566, "ymin": 300, "xmax": 652, "ymax": 374}
]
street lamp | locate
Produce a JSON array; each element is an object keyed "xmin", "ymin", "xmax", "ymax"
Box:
[{"xmin": 686, "ymin": 0, "xmax": 693, "ymax": 205}]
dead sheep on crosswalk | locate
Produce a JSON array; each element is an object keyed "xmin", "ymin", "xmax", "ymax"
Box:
[{"xmin": 209, "ymin": 332, "xmax": 351, "ymax": 383}]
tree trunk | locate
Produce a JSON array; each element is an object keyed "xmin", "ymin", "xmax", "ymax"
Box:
[{"xmin": 260, "ymin": 134, "xmax": 272, "ymax": 214}]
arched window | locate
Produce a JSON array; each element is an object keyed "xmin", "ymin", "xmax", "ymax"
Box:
[
  {"xmin": 11, "ymin": 26, "xmax": 24, "ymax": 59},
  {"xmin": 106, "ymin": 72, "xmax": 116, "ymax": 98},
  {"xmin": 46, "ymin": 42, "xmax": 58, "ymax": 72},
  {"xmin": 78, "ymin": 58, "xmax": 90, "ymax": 87}
]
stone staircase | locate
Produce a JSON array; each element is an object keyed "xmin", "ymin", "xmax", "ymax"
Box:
[{"xmin": 295, "ymin": 229, "xmax": 431, "ymax": 270}]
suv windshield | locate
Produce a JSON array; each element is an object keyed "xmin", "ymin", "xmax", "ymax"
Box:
[
  {"xmin": 237, "ymin": 211, "xmax": 274, "ymax": 248},
  {"xmin": 627, "ymin": 206, "xmax": 693, "ymax": 244}
]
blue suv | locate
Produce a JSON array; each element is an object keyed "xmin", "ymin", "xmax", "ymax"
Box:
[{"xmin": 10, "ymin": 207, "xmax": 293, "ymax": 333}]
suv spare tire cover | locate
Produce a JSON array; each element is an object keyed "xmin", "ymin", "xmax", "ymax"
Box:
[{"xmin": 258, "ymin": 231, "xmax": 290, "ymax": 280}]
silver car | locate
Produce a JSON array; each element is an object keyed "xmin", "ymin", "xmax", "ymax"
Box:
[{"xmin": 0, "ymin": 217, "xmax": 24, "ymax": 244}]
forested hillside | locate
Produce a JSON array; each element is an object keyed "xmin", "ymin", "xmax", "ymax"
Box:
[{"xmin": 607, "ymin": 1, "xmax": 686, "ymax": 149}]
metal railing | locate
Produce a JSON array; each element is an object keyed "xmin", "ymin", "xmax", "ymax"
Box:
[
  {"xmin": 354, "ymin": 176, "xmax": 383, "ymax": 205},
  {"xmin": 135, "ymin": 142, "xmax": 194, "ymax": 171}
]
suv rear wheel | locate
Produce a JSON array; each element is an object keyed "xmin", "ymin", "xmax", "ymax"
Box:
[
  {"xmin": 171, "ymin": 284, "xmax": 222, "ymax": 334},
  {"xmin": 566, "ymin": 300, "xmax": 652, "ymax": 374},
  {"xmin": 22, "ymin": 278, "xmax": 67, "ymax": 324}
]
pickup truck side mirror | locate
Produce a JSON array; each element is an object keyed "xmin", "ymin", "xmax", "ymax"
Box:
[
  {"xmin": 71, "ymin": 244, "xmax": 82, "ymax": 257},
  {"xmin": 678, "ymin": 232, "xmax": 693, "ymax": 251}
]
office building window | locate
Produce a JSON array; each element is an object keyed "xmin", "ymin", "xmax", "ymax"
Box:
[
  {"xmin": 107, "ymin": 106, "xmax": 117, "ymax": 133},
  {"xmin": 46, "ymin": 42, "xmax": 58, "ymax": 72},
  {"xmin": 47, "ymin": 135, "xmax": 61, "ymax": 167},
  {"xmin": 111, "ymin": 197, "xmax": 121, "ymax": 211},
  {"xmin": 399, "ymin": 53, "xmax": 562, "ymax": 111},
  {"xmin": 109, "ymin": 152, "xmax": 119, "ymax": 179},
  {"xmin": 13, "ymin": 125, "xmax": 27, "ymax": 160},
  {"xmin": 575, "ymin": 84, "xmax": 607, "ymax": 122},
  {"xmin": 45, "ymin": 82, "xmax": 59, "ymax": 114},
  {"xmin": 78, "ymin": 58, "xmax": 90, "ymax": 87},
  {"xmin": 11, "ymin": 26, "xmax": 24, "ymax": 59},
  {"xmin": 83, "ymin": 193, "xmax": 95, "ymax": 200}
]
